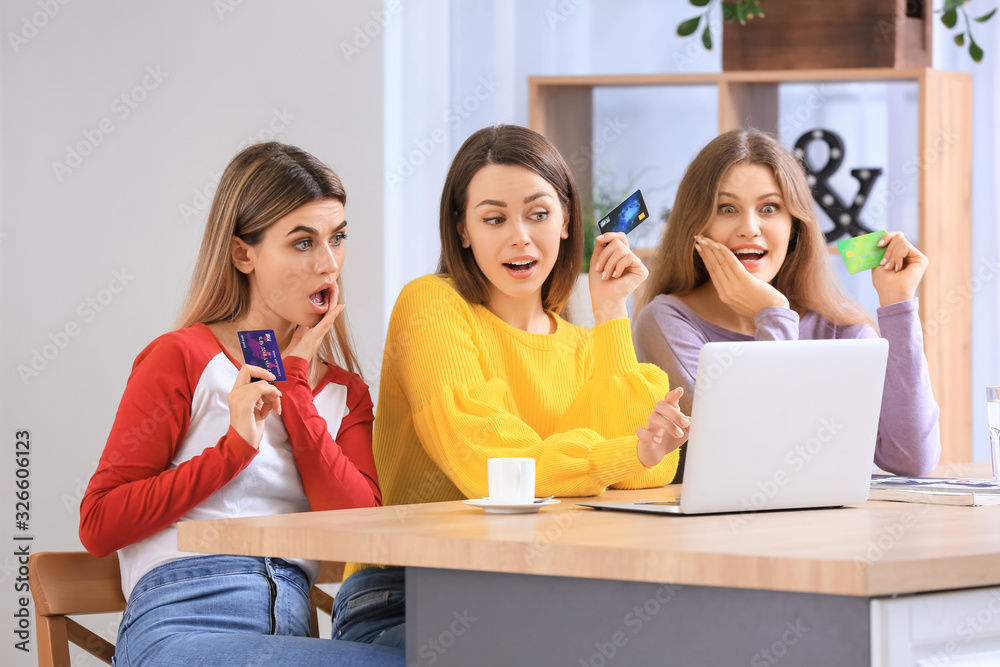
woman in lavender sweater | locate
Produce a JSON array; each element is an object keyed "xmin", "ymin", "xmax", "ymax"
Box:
[{"xmin": 633, "ymin": 129, "xmax": 940, "ymax": 481}]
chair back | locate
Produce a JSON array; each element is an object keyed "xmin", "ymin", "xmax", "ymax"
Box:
[
  {"xmin": 28, "ymin": 551, "xmax": 347, "ymax": 664},
  {"xmin": 28, "ymin": 551, "xmax": 126, "ymax": 667}
]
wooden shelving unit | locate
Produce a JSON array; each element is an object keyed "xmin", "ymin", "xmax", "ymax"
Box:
[{"xmin": 529, "ymin": 69, "xmax": 973, "ymax": 464}]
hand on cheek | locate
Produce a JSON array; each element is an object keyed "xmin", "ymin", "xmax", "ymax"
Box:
[
  {"xmin": 694, "ymin": 235, "xmax": 789, "ymax": 317},
  {"xmin": 285, "ymin": 281, "xmax": 344, "ymax": 362}
]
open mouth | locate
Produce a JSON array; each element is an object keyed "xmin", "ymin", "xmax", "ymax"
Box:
[
  {"xmin": 732, "ymin": 248, "xmax": 768, "ymax": 267},
  {"xmin": 308, "ymin": 288, "xmax": 330, "ymax": 308},
  {"xmin": 503, "ymin": 259, "xmax": 537, "ymax": 274}
]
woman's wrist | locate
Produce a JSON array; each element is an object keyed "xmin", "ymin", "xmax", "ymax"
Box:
[
  {"xmin": 878, "ymin": 289, "xmax": 915, "ymax": 308},
  {"xmin": 593, "ymin": 302, "xmax": 629, "ymax": 326}
]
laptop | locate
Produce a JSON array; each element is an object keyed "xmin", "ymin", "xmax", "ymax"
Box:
[{"xmin": 578, "ymin": 338, "xmax": 888, "ymax": 515}]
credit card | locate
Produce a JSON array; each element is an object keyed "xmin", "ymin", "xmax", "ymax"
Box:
[
  {"xmin": 836, "ymin": 230, "xmax": 887, "ymax": 274},
  {"xmin": 237, "ymin": 329, "xmax": 286, "ymax": 382},
  {"xmin": 598, "ymin": 189, "xmax": 648, "ymax": 235}
]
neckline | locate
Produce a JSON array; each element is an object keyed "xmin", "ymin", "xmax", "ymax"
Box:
[
  {"xmin": 472, "ymin": 301, "xmax": 569, "ymax": 349},
  {"xmin": 656, "ymin": 294, "xmax": 755, "ymax": 341}
]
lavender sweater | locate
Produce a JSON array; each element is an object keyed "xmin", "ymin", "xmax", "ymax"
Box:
[{"xmin": 633, "ymin": 295, "xmax": 941, "ymax": 478}]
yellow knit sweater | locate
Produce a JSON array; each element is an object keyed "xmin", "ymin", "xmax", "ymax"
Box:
[{"xmin": 348, "ymin": 275, "xmax": 677, "ymax": 575}]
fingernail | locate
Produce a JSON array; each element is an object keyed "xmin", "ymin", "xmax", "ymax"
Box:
[
  {"xmin": 675, "ymin": 427, "xmax": 684, "ymax": 437},
  {"xmin": 682, "ymin": 417, "xmax": 691, "ymax": 427},
  {"xmin": 653, "ymin": 436, "xmax": 662, "ymax": 444},
  {"xmin": 877, "ymin": 239, "xmax": 886, "ymax": 246},
  {"xmin": 602, "ymin": 271, "xmax": 607, "ymax": 280},
  {"xmin": 879, "ymin": 258, "xmax": 887, "ymax": 266},
  {"xmin": 694, "ymin": 244, "xmax": 702, "ymax": 252}
]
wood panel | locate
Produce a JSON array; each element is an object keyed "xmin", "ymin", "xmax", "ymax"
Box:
[
  {"xmin": 918, "ymin": 69, "xmax": 974, "ymax": 463},
  {"xmin": 721, "ymin": 0, "xmax": 931, "ymax": 71},
  {"xmin": 718, "ymin": 81, "xmax": 778, "ymax": 133},
  {"xmin": 527, "ymin": 81, "xmax": 592, "ymax": 200}
]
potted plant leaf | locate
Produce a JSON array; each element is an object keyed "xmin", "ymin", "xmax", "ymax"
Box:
[{"xmin": 677, "ymin": 0, "xmax": 994, "ymax": 67}]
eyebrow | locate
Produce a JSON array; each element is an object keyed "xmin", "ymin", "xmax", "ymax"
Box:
[
  {"xmin": 474, "ymin": 192, "xmax": 553, "ymax": 208},
  {"xmin": 718, "ymin": 191, "xmax": 782, "ymax": 201},
  {"xmin": 285, "ymin": 221, "xmax": 348, "ymax": 237}
]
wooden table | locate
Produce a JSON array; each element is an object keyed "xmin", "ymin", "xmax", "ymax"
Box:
[{"xmin": 178, "ymin": 462, "xmax": 1000, "ymax": 666}]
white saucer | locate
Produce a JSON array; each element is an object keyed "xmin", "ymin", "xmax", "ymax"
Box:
[{"xmin": 462, "ymin": 498, "xmax": 561, "ymax": 514}]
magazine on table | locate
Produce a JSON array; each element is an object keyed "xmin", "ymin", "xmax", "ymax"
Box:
[{"xmin": 869, "ymin": 474, "xmax": 1000, "ymax": 506}]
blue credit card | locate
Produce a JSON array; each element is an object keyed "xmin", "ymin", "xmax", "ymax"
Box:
[
  {"xmin": 598, "ymin": 189, "xmax": 649, "ymax": 235},
  {"xmin": 237, "ymin": 329, "xmax": 286, "ymax": 382}
]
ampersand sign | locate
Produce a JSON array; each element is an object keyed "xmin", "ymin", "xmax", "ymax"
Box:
[{"xmin": 793, "ymin": 129, "xmax": 882, "ymax": 243}]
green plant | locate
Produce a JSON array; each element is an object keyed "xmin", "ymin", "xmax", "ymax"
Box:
[
  {"xmin": 941, "ymin": 0, "xmax": 996, "ymax": 62},
  {"xmin": 676, "ymin": 0, "xmax": 995, "ymax": 63},
  {"xmin": 677, "ymin": 0, "xmax": 763, "ymax": 51}
]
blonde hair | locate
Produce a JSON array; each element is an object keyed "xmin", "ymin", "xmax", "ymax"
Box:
[
  {"xmin": 176, "ymin": 142, "xmax": 361, "ymax": 375},
  {"xmin": 637, "ymin": 129, "xmax": 872, "ymax": 329}
]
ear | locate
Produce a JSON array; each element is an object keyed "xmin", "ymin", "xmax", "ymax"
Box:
[
  {"xmin": 230, "ymin": 237, "xmax": 255, "ymax": 275},
  {"xmin": 560, "ymin": 215, "xmax": 570, "ymax": 240},
  {"xmin": 457, "ymin": 222, "xmax": 471, "ymax": 249}
]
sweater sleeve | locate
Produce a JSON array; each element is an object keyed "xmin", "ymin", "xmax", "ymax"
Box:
[
  {"xmin": 279, "ymin": 357, "xmax": 381, "ymax": 509},
  {"xmin": 388, "ymin": 280, "xmax": 659, "ymax": 498},
  {"xmin": 864, "ymin": 299, "xmax": 941, "ymax": 476},
  {"xmin": 633, "ymin": 300, "xmax": 707, "ymax": 421},
  {"xmin": 79, "ymin": 334, "xmax": 258, "ymax": 558},
  {"xmin": 557, "ymin": 318, "xmax": 676, "ymax": 490},
  {"xmin": 753, "ymin": 307, "xmax": 801, "ymax": 341}
]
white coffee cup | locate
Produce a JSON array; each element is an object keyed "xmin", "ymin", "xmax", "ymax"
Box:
[{"xmin": 487, "ymin": 458, "xmax": 536, "ymax": 505}]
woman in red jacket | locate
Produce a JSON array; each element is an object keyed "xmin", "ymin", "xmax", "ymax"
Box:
[{"xmin": 80, "ymin": 143, "xmax": 403, "ymax": 667}]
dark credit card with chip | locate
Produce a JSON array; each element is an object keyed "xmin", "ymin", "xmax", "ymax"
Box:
[
  {"xmin": 598, "ymin": 189, "xmax": 648, "ymax": 235},
  {"xmin": 237, "ymin": 329, "xmax": 286, "ymax": 382}
]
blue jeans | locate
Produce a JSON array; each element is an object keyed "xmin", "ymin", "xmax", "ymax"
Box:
[
  {"xmin": 114, "ymin": 555, "xmax": 403, "ymax": 667},
  {"xmin": 332, "ymin": 567, "xmax": 406, "ymax": 649}
]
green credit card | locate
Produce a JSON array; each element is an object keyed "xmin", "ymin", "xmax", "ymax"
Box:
[{"xmin": 836, "ymin": 231, "xmax": 886, "ymax": 274}]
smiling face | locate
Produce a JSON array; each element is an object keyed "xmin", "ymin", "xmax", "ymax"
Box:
[
  {"xmin": 458, "ymin": 164, "xmax": 569, "ymax": 311},
  {"xmin": 233, "ymin": 199, "xmax": 346, "ymax": 329},
  {"xmin": 702, "ymin": 162, "xmax": 794, "ymax": 283}
]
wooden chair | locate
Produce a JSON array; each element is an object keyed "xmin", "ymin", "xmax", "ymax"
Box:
[
  {"xmin": 28, "ymin": 551, "xmax": 126, "ymax": 667},
  {"xmin": 309, "ymin": 560, "xmax": 346, "ymax": 638},
  {"xmin": 28, "ymin": 552, "xmax": 345, "ymax": 666}
]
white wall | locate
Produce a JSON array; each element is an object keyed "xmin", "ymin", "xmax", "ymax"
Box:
[{"xmin": 0, "ymin": 1, "xmax": 387, "ymax": 663}]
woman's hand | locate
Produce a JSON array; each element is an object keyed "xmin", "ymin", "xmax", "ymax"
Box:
[
  {"xmin": 283, "ymin": 281, "xmax": 345, "ymax": 362},
  {"xmin": 229, "ymin": 364, "xmax": 283, "ymax": 448},
  {"xmin": 871, "ymin": 231, "xmax": 928, "ymax": 307},
  {"xmin": 636, "ymin": 387, "xmax": 690, "ymax": 468},
  {"xmin": 589, "ymin": 232, "xmax": 648, "ymax": 325},
  {"xmin": 694, "ymin": 235, "xmax": 789, "ymax": 317}
]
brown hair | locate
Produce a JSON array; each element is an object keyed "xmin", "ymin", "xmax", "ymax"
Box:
[
  {"xmin": 176, "ymin": 142, "xmax": 362, "ymax": 375},
  {"xmin": 636, "ymin": 129, "xmax": 872, "ymax": 329},
  {"xmin": 436, "ymin": 125, "xmax": 583, "ymax": 314}
]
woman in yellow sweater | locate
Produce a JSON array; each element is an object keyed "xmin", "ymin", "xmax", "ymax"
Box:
[{"xmin": 332, "ymin": 125, "xmax": 687, "ymax": 648}]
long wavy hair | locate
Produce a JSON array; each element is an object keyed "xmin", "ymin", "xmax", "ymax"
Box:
[
  {"xmin": 176, "ymin": 142, "xmax": 361, "ymax": 375},
  {"xmin": 636, "ymin": 129, "xmax": 872, "ymax": 329},
  {"xmin": 437, "ymin": 125, "xmax": 583, "ymax": 315}
]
